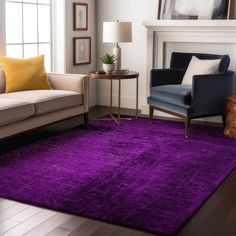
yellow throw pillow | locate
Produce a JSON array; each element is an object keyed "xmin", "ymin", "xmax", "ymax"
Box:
[{"xmin": 0, "ymin": 55, "xmax": 51, "ymax": 93}]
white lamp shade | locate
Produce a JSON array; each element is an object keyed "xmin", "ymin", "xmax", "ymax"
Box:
[{"xmin": 103, "ymin": 22, "xmax": 132, "ymax": 43}]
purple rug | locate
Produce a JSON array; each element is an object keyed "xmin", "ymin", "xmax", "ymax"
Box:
[{"xmin": 0, "ymin": 118, "xmax": 236, "ymax": 235}]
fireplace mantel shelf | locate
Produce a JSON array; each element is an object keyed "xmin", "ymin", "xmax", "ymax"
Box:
[{"xmin": 143, "ymin": 20, "xmax": 236, "ymax": 32}]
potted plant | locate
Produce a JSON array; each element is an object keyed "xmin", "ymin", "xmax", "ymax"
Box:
[{"xmin": 100, "ymin": 53, "xmax": 116, "ymax": 74}]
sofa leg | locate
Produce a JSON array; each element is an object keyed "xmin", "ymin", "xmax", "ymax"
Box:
[
  {"xmin": 83, "ymin": 112, "xmax": 89, "ymax": 125},
  {"xmin": 222, "ymin": 114, "xmax": 226, "ymax": 128},
  {"xmin": 149, "ymin": 106, "xmax": 154, "ymax": 123},
  {"xmin": 184, "ymin": 117, "xmax": 190, "ymax": 138}
]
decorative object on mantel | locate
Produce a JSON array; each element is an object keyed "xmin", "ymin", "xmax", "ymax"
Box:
[
  {"xmin": 158, "ymin": 0, "xmax": 231, "ymax": 20},
  {"xmin": 73, "ymin": 37, "xmax": 91, "ymax": 65},
  {"xmin": 73, "ymin": 2, "xmax": 88, "ymax": 31},
  {"xmin": 100, "ymin": 53, "xmax": 116, "ymax": 74},
  {"xmin": 103, "ymin": 21, "xmax": 132, "ymax": 72}
]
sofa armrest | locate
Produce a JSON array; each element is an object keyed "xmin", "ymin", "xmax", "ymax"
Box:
[
  {"xmin": 192, "ymin": 71, "xmax": 235, "ymax": 116},
  {"xmin": 151, "ymin": 69, "xmax": 185, "ymax": 87},
  {"xmin": 47, "ymin": 73, "xmax": 89, "ymax": 113}
]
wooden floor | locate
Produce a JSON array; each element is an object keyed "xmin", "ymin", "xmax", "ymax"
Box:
[{"xmin": 1, "ymin": 106, "xmax": 236, "ymax": 236}]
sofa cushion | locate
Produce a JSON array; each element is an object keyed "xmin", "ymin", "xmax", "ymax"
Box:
[
  {"xmin": 0, "ymin": 90, "xmax": 83, "ymax": 115},
  {"xmin": 0, "ymin": 99, "xmax": 35, "ymax": 126},
  {"xmin": 150, "ymin": 85, "xmax": 192, "ymax": 107}
]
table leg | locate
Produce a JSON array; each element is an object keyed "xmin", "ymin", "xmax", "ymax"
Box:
[
  {"xmin": 110, "ymin": 78, "xmax": 113, "ymax": 115},
  {"xmin": 87, "ymin": 76, "xmax": 90, "ymax": 121},
  {"xmin": 118, "ymin": 79, "xmax": 121, "ymax": 124},
  {"xmin": 136, "ymin": 77, "xmax": 139, "ymax": 118}
]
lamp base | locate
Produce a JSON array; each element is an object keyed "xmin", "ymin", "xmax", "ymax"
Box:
[{"xmin": 113, "ymin": 44, "xmax": 121, "ymax": 70}]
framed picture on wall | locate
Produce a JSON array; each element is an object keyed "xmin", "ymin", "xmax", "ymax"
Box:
[
  {"xmin": 159, "ymin": 0, "xmax": 231, "ymax": 20},
  {"xmin": 73, "ymin": 37, "xmax": 91, "ymax": 65},
  {"xmin": 212, "ymin": 0, "xmax": 231, "ymax": 19},
  {"xmin": 73, "ymin": 3, "xmax": 88, "ymax": 31}
]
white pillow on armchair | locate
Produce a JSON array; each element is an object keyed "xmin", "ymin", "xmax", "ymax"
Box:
[{"xmin": 182, "ymin": 56, "xmax": 221, "ymax": 85}]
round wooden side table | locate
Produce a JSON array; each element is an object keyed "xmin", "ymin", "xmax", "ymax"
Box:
[
  {"xmin": 224, "ymin": 95, "xmax": 236, "ymax": 139},
  {"xmin": 88, "ymin": 71, "xmax": 139, "ymax": 124}
]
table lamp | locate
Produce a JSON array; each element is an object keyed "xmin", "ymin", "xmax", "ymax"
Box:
[{"xmin": 103, "ymin": 21, "xmax": 132, "ymax": 72}]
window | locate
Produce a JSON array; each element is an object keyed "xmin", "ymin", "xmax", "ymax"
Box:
[{"xmin": 5, "ymin": 0, "xmax": 52, "ymax": 71}]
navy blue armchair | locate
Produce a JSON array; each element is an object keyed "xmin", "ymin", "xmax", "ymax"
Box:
[{"xmin": 148, "ymin": 52, "xmax": 235, "ymax": 137}]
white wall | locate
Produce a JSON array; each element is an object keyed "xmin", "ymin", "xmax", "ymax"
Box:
[
  {"xmin": 96, "ymin": 0, "xmax": 157, "ymax": 109},
  {"xmin": 0, "ymin": 0, "xmax": 6, "ymax": 56},
  {"xmin": 52, "ymin": 0, "xmax": 66, "ymax": 73},
  {"xmin": 65, "ymin": 0, "xmax": 97, "ymax": 107}
]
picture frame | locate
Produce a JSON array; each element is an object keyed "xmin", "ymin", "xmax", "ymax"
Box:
[
  {"xmin": 212, "ymin": 0, "xmax": 231, "ymax": 19},
  {"xmin": 157, "ymin": 0, "xmax": 162, "ymax": 19},
  {"xmin": 73, "ymin": 37, "xmax": 91, "ymax": 65},
  {"xmin": 159, "ymin": 0, "xmax": 231, "ymax": 20},
  {"xmin": 73, "ymin": 3, "xmax": 88, "ymax": 31}
]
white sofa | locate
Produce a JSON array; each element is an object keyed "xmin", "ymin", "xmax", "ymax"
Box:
[{"xmin": 0, "ymin": 67, "xmax": 88, "ymax": 140}]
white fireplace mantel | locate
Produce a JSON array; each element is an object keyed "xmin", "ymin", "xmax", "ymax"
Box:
[
  {"xmin": 143, "ymin": 20, "xmax": 236, "ymax": 32},
  {"xmin": 144, "ymin": 20, "xmax": 236, "ymax": 69},
  {"xmin": 142, "ymin": 20, "xmax": 236, "ymax": 116}
]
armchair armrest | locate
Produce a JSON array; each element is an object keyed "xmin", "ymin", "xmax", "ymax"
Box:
[
  {"xmin": 47, "ymin": 73, "xmax": 89, "ymax": 113},
  {"xmin": 192, "ymin": 71, "xmax": 235, "ymax": 116},
  {"xmin": 151, "ymin": 69, "xmax": 185, "ymax": 87}
]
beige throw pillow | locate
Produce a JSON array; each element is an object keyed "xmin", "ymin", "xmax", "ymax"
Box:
[{"xmin": 182, "ymin": 56, "xmax": 221, "ymax": 85}]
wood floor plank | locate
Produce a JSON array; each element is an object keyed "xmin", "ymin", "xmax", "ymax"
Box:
[
  {"xmin": 192, "ymin": 169, "xmax": 236, "ymax": 220},
  {"xmin": 110, "ymin": 226, "xmax": 135, "ymax": 236},
  {"xmin": 0, "ymin": 203, "xmax": 29, "ymax": 223},
  {"xmin": 67, "ymin": 219, "xmax": 101, "ymax": 236},
  {"xmin": 45, "ymin": 226, "xmax": 71, "ymax": 236},
  {"xmin": 130, "ymin": 229, "xmax": 156, "ymax": 236},
  {"xmin": 10, "ymin": 205, "xmax": 42, "ymax": 223},
  {"xmin": 59, "ymin": 216, "xmax": 86, "ymax": 231},
  {"xmin": 2, "ymin": 209, "xmax": 56, "ymax": 236},
  {"xmin": 90, "ymin": 222, "xmax": 118, "ymax": 236},
  {"xmin": 0, "ymin": 200, "xmax": 16, "ymax": 213},
  {"xmin": 213, "ymin": 198, "xmax": 236, "ymax": 236},
  {"xmin": 23, "ymin": 212, "xmax": 71, "ymax": 236},
  {"xmin": 0, "ymin": 219, "xmax": 20, "ymax": 235},
  {"xmin": 178, "ymin": 169, "xmax": 236, "ymax": 236},
  {"xmin": 177, "ymin": 217, "xmax": 203, "ymax": 236},
  {"xmin": 0, "ymin": 198, "xmax": 16, "ymax": 214},
  {"xmin": 184, "ymin": 184, "xmax": 236, "ymax": 236}
]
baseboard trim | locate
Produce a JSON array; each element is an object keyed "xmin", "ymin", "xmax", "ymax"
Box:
[{"xmin": 91, "ymin": 105, "xmax": 223, "ymax": 127}]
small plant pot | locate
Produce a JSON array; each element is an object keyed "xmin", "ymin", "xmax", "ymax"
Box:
[{"xmin": 103, "ymin": 63, "xmax": 115, "ymax": 74}]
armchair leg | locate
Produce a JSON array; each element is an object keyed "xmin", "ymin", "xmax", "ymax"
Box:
[
  {"xmin": 222, "ymin": 114, "xmax": 226, "ymax": 128},
  {"xmin": 184, "ymin": 117, "xmax": 190, "ymax": 138},
  {"xmin": 149, "ymin": 106, "xmax": 154, "ymax": 123}
]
